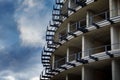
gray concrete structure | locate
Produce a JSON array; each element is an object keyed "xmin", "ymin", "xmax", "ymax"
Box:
[{"xmin": 40, "ymin": 0, "xmax": 120, "ymax": 80}]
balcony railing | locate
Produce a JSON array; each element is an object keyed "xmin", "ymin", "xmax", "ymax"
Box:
[
  {"xmin": 58, "ymin": 8, "xmax": 120, "ymax": 42},
  {"xmin": 55, "ymin": 57, "xmax": 66, "ymax": 69},
  {"xmin": 89, "ymin": 10, "xmax": 110, "ymax": 25},
  {"xmin": 70, "ymin": 19, "xmax": 86, "ymax": 33},
  {"xmin": 40, "ymin": 43, "xmax": 120, "ymax": 80},
  {"xmin": 59, "ymin": 33, "xmax": 68, "ymax": 41},
  {"xmin": 54, "ymin": 43, "xmax": 120, "ymax": 69}
]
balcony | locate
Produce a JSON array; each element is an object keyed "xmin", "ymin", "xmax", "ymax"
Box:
[
  {"xmin": 53, "ymin": 43, "xmax": 120, "ymax": 70},
  {"xmin": 40, "ymin": 43, "xmax": 120, "ymax": 80},
  {"xmin": 57, "ymin": 8, "xmax": 120, "ymax": 44}
]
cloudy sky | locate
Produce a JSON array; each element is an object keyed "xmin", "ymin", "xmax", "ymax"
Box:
[{"xmin": 0, "ymin": 0, "xmax": 53, "ymax": 80}]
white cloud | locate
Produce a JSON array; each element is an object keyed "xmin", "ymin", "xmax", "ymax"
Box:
[
  {"xmin": 17, "ymin": 17, "xmax": 45, "ymax": 47},
  {"xmin": 15, "ymin": 0, "xmax": 51, "ymax": 47},
  {"xmin": 3, "ymin": 76, "xmax": 15, "ymax": 80},
  {"xmin": 0, "ymin": 70, "xmax": 15, "ymax": 80},
  {"xmin": 30, "ymin": 77, "xmax": 39, "ymax": 80},
  {"xmin": 0, "ymin": 63, "xmax": 44, "ymax": 80}
]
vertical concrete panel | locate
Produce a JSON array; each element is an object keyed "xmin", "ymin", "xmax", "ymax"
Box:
[
  {"xmin": 118, "ymin": 0, "xmax": 120, "ymax": 15},
  {"xmin": 82, "ymin": 35, "xmax": 85, "ymax": 58},
  {"xmin": 66, "ymin": 47, "xmax": 70, "ymax": 62},
  {"xmin": 82, "ymin": 66, "xmax": 94, "ymax": 80},
  {"xmin": 109, "ymin": 0, "xmax": 119, "ymax": 17},
  {"xmin": 109, "ymin": 0, "xmax": 113, "ymax": 17},
  {"xmin": 86, "ymin": 10, "xmax": 94, "ymax": 27},
  {"xmin": 68, "ymin": 0, "xmax": 71, "ymax": 15},
  {"xmin": 82, "ymin": 35, "xmax": 93, "ymax": 57},
  {"xmin": 112, "ymin": 60, "xmax": 120, "ymax": 80},
  {"xmin": 67, "ymin": 23, "xmax": 70, "ymax": 33},
  {"xmin": 66, "ymin": 74, "xmax": 68, "ymax": 80},
  {"xmin": 52, "ymin": 54, "xmax": 55, "ymax": 69},
  {"xmin": 111, "ymin": 26, "xmax": 119, "ymax": 49}
]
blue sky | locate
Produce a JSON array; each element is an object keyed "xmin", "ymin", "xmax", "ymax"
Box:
[{"xmin": 0, "ymin": 0, "xmax": 53, "ymax": 80}]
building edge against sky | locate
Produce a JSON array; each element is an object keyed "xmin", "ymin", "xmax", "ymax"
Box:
[{"xmin": 40, "ymin": 0, "xmax": 120, "ymax": 80}]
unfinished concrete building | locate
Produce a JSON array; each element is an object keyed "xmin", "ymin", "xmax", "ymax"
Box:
[{"xmin": 40, "ymin": 0, "xmax": 120, "ymax": 80}]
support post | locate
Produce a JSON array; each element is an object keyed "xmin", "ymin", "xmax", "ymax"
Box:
[
  {"xmin": 52, "ymin": 54, "xmax": 55, "ymax": 69},
  {"xmin": 66, "ymin": 74, "xmax": 69, "ymax": 80},
  {"xmin": 86, "ymin": 10, "xmax": 94, "ymax": 27},
  {"xmin": 112, "ymin": 60, "xmax": 120, "ymax": 80},
  {"xmin": 66, "ymin": 47, "xmax": 70, "ymax": 62}
]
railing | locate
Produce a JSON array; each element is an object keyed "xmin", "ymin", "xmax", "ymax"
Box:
[
  {"xmin": 83, "ymin": 44, "xmax": 111, "ymax": 56},
  {"xmin": 58, "ymin": 8, "xmax": 120, "ymax": 41},
  {"xmin": 54, "ymin": 57, "xmax": 66, "ymax": 69},
  {"xmin": 54, "ymin": 43, "xmax": 120, "ymax": 69},
  {"xmin": 69, "ymin": 52, "xmax": 81, "ymax": 61},
  {"xmin": 59, "ymin": 33, "xmax": 68, "ymax": 41},
  {"xmin": 90, "ymin": 10, "xmax": 110, "ymax": 25},
  {"xmin": 70, "ymin": 0, "xmax": 79, "ymax": 9},
  {"xmin": 70, "ymin": 22, "xmax": 78, "ymax": 33},
  {"xmin": 110, "ymin": 8, "xmax": 120, "ymax": 17},
  {"xmin": 90, "ymin": 8, "xmax": 120, "ymax": 25}
]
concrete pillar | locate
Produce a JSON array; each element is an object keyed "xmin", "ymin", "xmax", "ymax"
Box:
[
  {"xmin": 111, "ymin": 26, "xmax": 120, "ymax": 49},
  {"xmin": 82, "ymin": 66, "xmax": 94, "ymax": 80},
  {"xmin": 112, "ymin": 60, "xmax": 120, "ymax": 80},
  {"xmin": 86, "ymin": 10, "xmax": 94, "ymax": 27},
  {"xmin": 68, "ymin": 0, "xmax": 71, "ymax": 15},
  {"xmin": 66, "ymin": 47, "xmax": 70, "ymax": 62},
  {"xmin": 67, "ymin": 23, "xmax": 70, "ymax": 33},
  {"xmin": 82, "ymin": 35, "xmax": 93, "ymax": 57},
  {"xmin": 109, "ymin": 0, "xmax": 120, "ymax": 17},
  {"xmin": 82, "ymin": 36, "xmax": 85, "ymax": 58},
  {"xmin": 66, "ymin": 74, "xmax": 69, "ymax": 80},
  {"xmin": 52, "ymin": 54, "xmax": 55, "ymax": 69}
]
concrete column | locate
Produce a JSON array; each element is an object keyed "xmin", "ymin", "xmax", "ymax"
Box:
[
  {"xmin": 66, "ymin": 74, "xmax": 69, "ymax": 80},
  {"xmin": 86, "ymin": 10, "xmax": 94, "ymax": 27},
  {"xmin": 111, "ymin": 26, "xmax": 120, "ymax": 49},
  {"xmin": 82, "ymin": 36, "xmax": 85, "ymax": 58},
  {"xmin": 66, "ymin": 47, "xmax": 70, "ymax": 62},
  {"xmin": 82, "ymin": 66, "xmax": 94, "ymax": 80},
  {"xmin": 109, "ymin": 0, "xmax": 120, "ymax": 17},
  {"xmin": 68, "ymin": 0, "xmax": 70, "ymax": 14},
  {"xmin": 67, "ymin": 23, "xmax": 70, "ymax": 33},
  {"xmin": 82, "ymin": 35, "xmax": 93, "ymax": 57},
  {"xmin": 52, "ymin": 54, "xmax": 55, "ymax": 69},
  {"xmin": 112, "ymin": 60, "xmax": 120, "ymax": 80}
]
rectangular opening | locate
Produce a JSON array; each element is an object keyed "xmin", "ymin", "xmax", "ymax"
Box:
[
  {"xmin": 110, "ymin": 0, "xmax": 120, "ymax": 17},
  {"xmin": 85, "ymin": 61, "xmax": 112, "ymax": 80},
  {"xmin": 70, "ymin": 0, "xmax": 79, "ymax": 9},
  {"xmin": 84, "ymin": 27, "xmax": 110, "ymax": 56},
  {"xmin": 59, "ymin": 29, "xmax": 67, "ymax": 41},
  {"xmin": 54, "ymin": 56, "xmax": 66, "ymax": 68}
]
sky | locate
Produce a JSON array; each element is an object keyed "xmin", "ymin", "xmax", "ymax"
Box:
[{"xmin": 0, "ymin": 0, "xmax": 53, "ymax": 80}]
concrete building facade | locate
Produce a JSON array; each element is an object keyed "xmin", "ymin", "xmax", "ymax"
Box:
[{"xmin": 40, "ymin": 0, "xmax": 120, "ymax": 80}]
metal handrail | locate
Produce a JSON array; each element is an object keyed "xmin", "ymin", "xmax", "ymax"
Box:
[
  {"xmin": 55, "ymin": 57, "xmax": 66, "ymax": 68},
  {"xmin": 54, "ymin": 43, "xmax": 120, "ymax": 69},
  {"xmin": 59, "ymin": 33, "xmax": 68, "ymax": 41}
]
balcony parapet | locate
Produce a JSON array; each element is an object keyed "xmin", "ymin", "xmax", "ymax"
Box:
[
  {"xmin": 40, "ymin": 43, "xmax": 120, "ymax": 80},
  {"xmin": 42, "ymin": 9, "xmax": 120, "ymax": 68}
]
